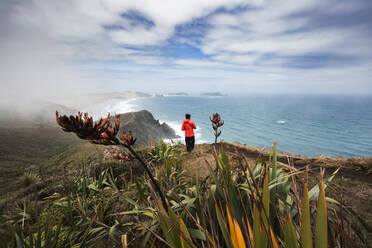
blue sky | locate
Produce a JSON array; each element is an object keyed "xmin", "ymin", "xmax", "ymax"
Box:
[{"xmin": 1, "ymin": 0, "xmax": 372, "ymax": 97}]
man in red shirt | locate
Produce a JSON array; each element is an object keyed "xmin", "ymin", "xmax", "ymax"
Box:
[{"xmin": 181, "ymin": 113, "xmax": 197, "ymax": 152}]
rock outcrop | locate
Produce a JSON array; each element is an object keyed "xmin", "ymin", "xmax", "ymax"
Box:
[{"xmin": 116, "ymin": 110, "xmax": 179, "ymax": 146}]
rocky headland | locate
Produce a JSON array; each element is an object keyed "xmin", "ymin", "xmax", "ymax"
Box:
[{"xmin": 115, "ymin": 110, "xmax": 179, "ymax": 146}]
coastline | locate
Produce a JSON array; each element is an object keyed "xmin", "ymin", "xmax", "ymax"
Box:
[
  {"xmin": 89, "ymin": 93, "xmax": 207, "ymax": 145},
  {"xmin": 50, "ymin": 92, "xmax": 372, "ymax": 158},
  {"xmin": 117, "ymin": 94, "xmax": 372, "ymax": 158}
]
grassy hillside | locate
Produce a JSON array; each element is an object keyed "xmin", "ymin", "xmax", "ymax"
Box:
[
  {"xmin": 0, "ymin": 125, "xmax": 81, "ymax": 201},
  {"xmin": 0, "ymin": 138, "xmax": 371, "ymax": 247}
]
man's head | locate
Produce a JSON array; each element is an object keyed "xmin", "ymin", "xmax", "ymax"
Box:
[{"xmin": 185, "ymin": 113, "xmax": 191, "ymax": 119}]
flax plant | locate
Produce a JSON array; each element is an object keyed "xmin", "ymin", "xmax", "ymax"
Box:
[
  {"xmin": 210, "ymin": 113, "xmax": 224, "ymax": 143},
  {"xmin": 140, "ymin": 144, "xmax": 363, "ymax": 248},
  {"xmin": 55, "ymin": 111, "xmax": 168, "ymax": 211}
]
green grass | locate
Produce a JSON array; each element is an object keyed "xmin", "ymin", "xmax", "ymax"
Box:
[{"xmin": 20, "ymin": 172, "xmax": 39, "ymax": 187}]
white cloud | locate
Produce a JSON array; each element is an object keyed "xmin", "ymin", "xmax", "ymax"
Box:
[
  {"xmin": 10, "ymin": 0, "xmax": 247, "ymax": 46},
  {"xmin": 204, "ymin": 28, "xmax": 345, "ymax": 56},
  {"xmin": 202, "ymin": 0, "xmax": 371, "ymax": 61},
  {"xmin": 173, "ymin": 59, "xmax": 222, "ymax": 68},
  {"xmin": 110, "ymin": 27, "xmax": 168, "ymax": 46},
  {"xmin": 1, "ymin": 0, "xmax": 372, "ymax": 96}
]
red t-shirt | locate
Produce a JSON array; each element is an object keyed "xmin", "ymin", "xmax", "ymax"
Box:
[{"xmin": 181, "ymin": 119, "xmax": 196, "ymax": 137}]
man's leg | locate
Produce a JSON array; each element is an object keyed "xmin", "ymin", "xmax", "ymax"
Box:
[
  {"xmin": 190, "ymin": 136, "xmax": 195, "ymax": 151},
  {"xmin": 185, "ymin": 137, "xmax": 191, "ymax": 152}
]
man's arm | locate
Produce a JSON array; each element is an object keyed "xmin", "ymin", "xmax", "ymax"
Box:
[
  {"xmin": 181, "ymin": 121, "xmax": 185, "ymax": 130},
  {"xmin": 191, "ymin": 121, "xmax": 196, "ymax": 129}
]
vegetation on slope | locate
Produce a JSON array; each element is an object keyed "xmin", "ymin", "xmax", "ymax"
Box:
[
  {"xmin": 1, "ymin": 140, "xmax": 370, "ymax": 247},
  {"xmin": 0, "ymin": 111, "xmax": 371, "ymax": 247}
]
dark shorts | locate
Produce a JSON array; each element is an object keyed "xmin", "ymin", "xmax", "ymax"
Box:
[{"xmin": 185, "ymin": 136, "xmax": 195, "ymax": 152}]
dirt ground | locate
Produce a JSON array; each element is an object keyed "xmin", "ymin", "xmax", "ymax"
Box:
[{"xmin": 181, "ymin": 142, "xmax": 372, "ymax": 181}]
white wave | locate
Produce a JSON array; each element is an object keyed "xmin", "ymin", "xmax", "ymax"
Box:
[
  {"xmin": 194, "ymin": 126, "xmax": 207, "ymax": 144},
  {"xmin": 158, "ymin": 120, "xmax": 182, "ymax": 144},
  {"xmin": 277, "ymin": 120, "xmax": 286, "ymax": 124},
  {"xmin": 161, "ymin": 120, "xmax": 183, "ymax": 137}
]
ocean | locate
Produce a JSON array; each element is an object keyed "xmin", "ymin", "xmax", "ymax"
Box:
[{"xmin": 104, "ymin": 95, "xmax": 372, "ymax": 158}]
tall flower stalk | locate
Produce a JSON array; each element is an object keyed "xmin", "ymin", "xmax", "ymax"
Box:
[
  {"xmin": 210, "ymin": 113, "xmax": 224, "ymax": 143},
  {"xmin": 56, "ymin": 111, "xmax": 168, "ymax": 211}
]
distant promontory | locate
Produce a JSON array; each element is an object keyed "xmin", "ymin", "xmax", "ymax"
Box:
[
  {"xmin": 166, "ymin": 92, "xmax": 188, "ymax": 96},
  {"xmin": 201, "ymin": 92, "xmax": 228, "ymax": 97}
]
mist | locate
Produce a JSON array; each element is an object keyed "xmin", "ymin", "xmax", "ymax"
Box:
[{"xmin": 0, "ymin": 0, "xmax": 102, "ymax": 112}]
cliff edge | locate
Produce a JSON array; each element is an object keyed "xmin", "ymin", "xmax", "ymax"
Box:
[{"xmin": 116, "ymin": 110, "xmax": 180, "ymax": 146}]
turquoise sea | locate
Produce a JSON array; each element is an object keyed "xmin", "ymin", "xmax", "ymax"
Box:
[{"xmin": 112, "ymin": 95, "xmax": 372, "ymax": 157}]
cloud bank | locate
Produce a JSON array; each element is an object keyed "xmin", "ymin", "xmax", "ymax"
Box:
[{"xmin": 1, "ymin": 0, "xmax": 372, "ymax": 98}]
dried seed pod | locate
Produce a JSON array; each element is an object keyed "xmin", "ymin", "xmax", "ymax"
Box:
[
  {"xmin": 113, "ymin": 152, "xmax": 132, "ymax": 161},
  {"xmin": 115, "ymin": 115, "xmax": 120, "ymax": 130},
  {"xmin": 212, "ymin": 113, "xmax": 221, "ymax": 123},
  {"xmin": 120, "ymin": 132, "xmax": 136, "ymax": 147},
  {"xmin": 119, "ymin": 153, "xmax": 128, "ymax": 160},
  {"xmin": 56, "ymin": 111, "xmax": 121, "ymax": 145},
  {"xmin": 77, "ymin": 112, "xmax": 82, "ymax": 122}
]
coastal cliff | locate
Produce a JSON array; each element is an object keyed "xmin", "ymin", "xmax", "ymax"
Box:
[{"xmin": 116, "ymin": 110, "xmax": 179, "ymax": 146}]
